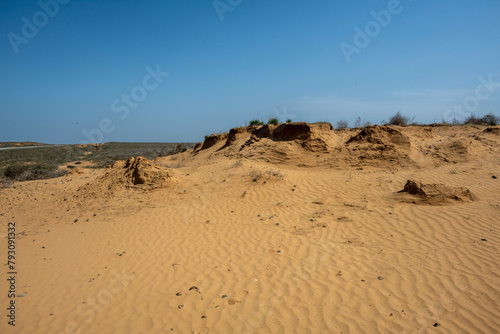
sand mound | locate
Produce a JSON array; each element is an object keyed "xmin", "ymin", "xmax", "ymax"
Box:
[
  {"xmin": 76, "ymin": 157, "xmax": 174, "ymax": 198},
  {"xmin": 398, "ymin": 179, "xmax": 474, "ymax": 205},
  {"xmin": 271, "ymin": 122, "xmax": 336, "ymax": 152},
  {"xmin": 201, "ymin": 133, "xmax": 228, "ymax": 150},
  {"xmin": 344, "ymin": 125, "xmax": 412, "ymax": 166},
  {"xmin": 184, "ymin": 124, "xmax": 499, "ymax": 168},
  {"xmin": 223, "ymin": 126, "xmax": 254, "ymax": 148},
  {"xmin": 120, "ymin": 156, "xmax": 173, "ymax": 186},
  {"xmin": 196, "ymin": 122, "xmax": 337, "ymax": 160},
  {"xmin": 429, "ymin": 138, "xmax": 490, "ymax": 164},
  {"xmin": 347, "ymin": 125, "xmax": 410, "ymax": 146}
]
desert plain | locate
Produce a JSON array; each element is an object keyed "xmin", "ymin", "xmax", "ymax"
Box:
[{"xmin": 1, "ymin": 123, "xmax": 499, "ymax": 333}]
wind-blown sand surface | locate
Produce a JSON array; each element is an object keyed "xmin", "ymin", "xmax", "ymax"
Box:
[{"xmin": 1, "ymin": 124, "xmax": 499, "ymax": 333}]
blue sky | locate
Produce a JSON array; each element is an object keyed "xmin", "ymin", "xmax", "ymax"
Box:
[{"xmin": 1, "ymin": 0, "xmax": 499, "ymax": 144}]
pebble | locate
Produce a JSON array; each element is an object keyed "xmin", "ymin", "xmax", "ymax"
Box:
[
  {"xmin": 176, "ymin": 292, "xmax": 182, "ymax": 296},
  {"xmin": 492, "ymin": 176, "xmax": 497, "ymax": 179},
  {"xmin": 433, "ymin": 323, "xmax": 439, "ymax": 327},
  {"xmin": 189, "ymin": 286, "xmax": 199, "ymax": 291},
  {"xmin": 378, "ymin": 276, "xmax": 384, "ymax": 280},
  {"xmin": 222, "ymin": 295, "xmax": 227, "ymax": 298},
  {"xmin": 481, "ymin": 239, "xmax": 487, "ymax": 241}
]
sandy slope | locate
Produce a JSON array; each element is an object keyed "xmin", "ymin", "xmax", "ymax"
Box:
[{"xmin": 1, "ymin": 124, "xmax": 499, "ymax": 333}]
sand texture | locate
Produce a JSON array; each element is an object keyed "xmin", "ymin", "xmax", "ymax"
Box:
[{"xmin": 1, "ymin": 124, "xmax": 499, "ymax": 333}]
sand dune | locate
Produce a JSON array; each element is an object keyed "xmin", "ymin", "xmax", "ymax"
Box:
[{"xmin": 1, "ymin": 123, "xmax": 499, "ymax": 333}]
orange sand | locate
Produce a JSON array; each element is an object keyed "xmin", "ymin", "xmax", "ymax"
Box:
[{"xmin": 1, "ymin": 124, "xmax": 499, "ymax": 333}]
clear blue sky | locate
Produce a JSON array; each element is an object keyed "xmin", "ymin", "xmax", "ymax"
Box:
[{"xmin": 1, "ymin": 0, "xmax": 499, "ymax": 144}]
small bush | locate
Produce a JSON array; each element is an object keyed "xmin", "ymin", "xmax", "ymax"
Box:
[
  {"xmin": 286, "ymin": 118, "xmax": 292, "ymax": 123},
  {"xmin": 464, "ymin": 113, "xmax": 499, "ymax": 125},
  {"xmin": 0, "ymin": 176, "xmax": 13, "ymax": 188},
  {"xmin": 4, "ymin": 164, "xmax": 27, "ymax": 179},
  {"xmin": 3, "ymin": 163, "xmax": 66, "ymax": 181},
  {"xmin": 388, "ymin": 112, "xmax": 414, "ymax": 126},
  {"xmin": 267, "ymin": 118, "xmax": 279, "ymax": 125},
  {"xmin": 463, "ymin": 114, "xmax": 482, "ymax": 125},
  {"xmin": 336, "ymin": 120, "xmax": 348, "ymax": 129},
  {"xmin": 482, "ymin": 113, "xmax": 499, "ymax": 125},
  {"xmin": 249, "ymin": 119, "xmax": 264, "ymax": 126}
]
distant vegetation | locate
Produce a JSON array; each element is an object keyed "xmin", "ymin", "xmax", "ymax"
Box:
[
  {"xmin": 3, "ymin": 163, "xmax": 66, "ymax": 182},
  {"xmin": 0, "ymin": 145, "xmax": 85, "ymax": 184},
  {"xmin": 0, "ymin": 142, "xmax": 47, "ymax": 148},
  {"xmin": 0, "ymin": 142, "xmax": 196, "ymax": 184},
  {"xmin": 0, "ymin": 145, "xmax": 86, "ymax": 170},
  {"xmin": 156, "ymin": 143, "xmax": 189, "ymax": 157},
  {"xmin": 286, "ymin": 118, "xmax": 292, "ymax": 123},
  {"xmin": 463, "ymin": 113, "xmax": 499, "ymax": 126},
  {"xmin": 337, "ymin": 112, "xmax": 499, "ymax": 129}
]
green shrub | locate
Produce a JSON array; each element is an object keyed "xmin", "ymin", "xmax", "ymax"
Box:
[
  {"xmin": 286, "ymin": 118, "xmax": 292, "ymax": 123},
  {"xmin": 267, "ymin": 118, "xmax": 279, "ymax": 125},
  {"xmin": 249, "ymin": 119, "xmax": 264, "ymax": 126}
]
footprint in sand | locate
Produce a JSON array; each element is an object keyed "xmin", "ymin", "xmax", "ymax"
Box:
[
  {"xmin": 193, "ymin": 326, "xmax": 209, "ymax": 334},
  {"xmin": 225, "ymin": 290, "xmax": 248, "ymax": 306},
  {"xmin": 266, "ymin": 265, "xmax": 278, "ymax": 277}
]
